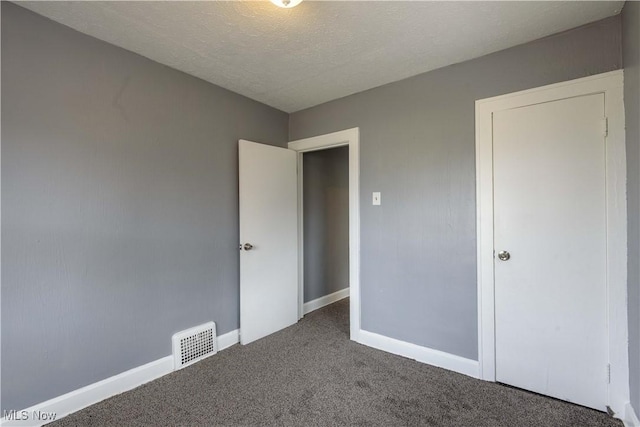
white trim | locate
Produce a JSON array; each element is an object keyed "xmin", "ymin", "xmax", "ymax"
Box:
[
  {"xmin": 358, "ymin": 330, "xmax": 480, "ymax": 378},
  {"xmin": 475, "ymin": 70, "xmax": 628, "ymax": 414},
  {"xmin": 303, "ymin": 288, "xmax": 350, "ymax": 315},
  {"xmin": 288, "ymin": 127, "xmax": 361, "ymax": 342},
  {"xmin": 623, "ymin": 402, "xmax": 640, "ymax": 427},
  {"xmin": 296, "ymin": 151, "xmax": 305, "ymax": 320},
  {"xmin": 217, "ymin": 328, "xmax": 240, "ymax": 351},
  {"xmin": 0, "ymin": 357, "xmax": 173, "ymax": 427},
  {"xmin": 0, "ymin": 329, "xmax": 240, "ymax": 427}
]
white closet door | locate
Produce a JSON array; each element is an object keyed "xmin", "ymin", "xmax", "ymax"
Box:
[{"xmin": 493, "ymin": 93, "xmax": 608, "ymax": 411}]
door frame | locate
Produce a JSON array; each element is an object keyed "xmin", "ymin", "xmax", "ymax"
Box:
[
  {"xmin": 288, "ymin": 128, "xmax": 361, "ymax": 341},
  {"xmin": 475, "ymin": 70, "xmax": 628, "ymax": 414}
]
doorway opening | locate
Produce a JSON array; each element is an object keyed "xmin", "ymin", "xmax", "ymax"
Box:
[
  {"xmin": 301, "ymin": 146, "xmax": 350, "ymax": 325},
  {"xmin": 288, "ymin": 128, "xmax": 361, "ymax": 342}
]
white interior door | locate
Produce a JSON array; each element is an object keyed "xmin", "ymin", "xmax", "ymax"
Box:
[
  {"xmin": 493, "ymin": 94, "xmax": 608, "ymax": 410},
  {"xmin": 239, "ymin": 140, "xmax": 298, "ymax": 345}
]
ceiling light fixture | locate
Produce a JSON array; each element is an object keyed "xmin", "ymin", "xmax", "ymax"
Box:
[{"xmin": 269, "ymin": 0, "xmax": 303, "ymax": 8}]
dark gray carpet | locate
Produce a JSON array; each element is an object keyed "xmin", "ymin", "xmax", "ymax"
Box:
[{"xmin": 49, "ymin": 299, "xmax": 621, "ymax": 426}]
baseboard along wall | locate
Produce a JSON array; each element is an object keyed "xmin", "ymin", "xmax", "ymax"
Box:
[
  {"xmin": 303, "ymin": 288, "xmax": 349, "ymax": 315},
  {"xmin": 624, "ymin": 402, "xmax": 640, "ymax": 427},
  {"xmin": 357, "ymin": 329, "xmax": 480, "ymax": 379},
  {"xmin": 1, "ymin": 329, "xmax": 240, "ymax": 427},
  {"xmin": 304, "ymin": 288, "xmax": 479, "ymax": 379}
]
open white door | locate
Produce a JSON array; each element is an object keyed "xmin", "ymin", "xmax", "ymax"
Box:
[{"xmin": 239, "ymin": 140, "xmax": 298, "ymax": 345}]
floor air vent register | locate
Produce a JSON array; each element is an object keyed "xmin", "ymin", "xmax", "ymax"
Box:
[{"xmin": 172, "ymin": 321, "xmax": 217, "ymax": 370}]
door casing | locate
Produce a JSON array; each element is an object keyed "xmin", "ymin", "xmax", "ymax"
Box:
[
  {"xmin": 288, "ymin": 128, "xmax": 361, "ymax": 341},
  {"xmin": 475, "ymin": 70, "xmax": 628, "ymax": 415}
]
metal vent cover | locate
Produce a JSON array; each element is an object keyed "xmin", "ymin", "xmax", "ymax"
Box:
[{"xmin": 172, "ymin": 322, "xmax": 217, "ymax": 370}]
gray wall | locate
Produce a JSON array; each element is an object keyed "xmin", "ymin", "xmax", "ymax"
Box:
[
  {"xmin": 623, "ymin": 0, "xmax": 640, "ymax": 416},
  {"xmin": 303, "ymin": 147, "xmax": 349, "ymax": 303},
  {"xmin": 1, "ymin": 0, "xmax": 630, "ymax": 414},
  {"xmin": 290, "ymin": 15, "xmax": 622, "ymax": 360},
  {"xmin": 1, "ymin": 2, "xmax": 288, "ymax": 412}
]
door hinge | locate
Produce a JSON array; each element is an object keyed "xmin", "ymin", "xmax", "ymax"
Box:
[
  {"xmin": 607, "ymin": 363, "xmax": 611, "ymax": 384},
  {"xmin": 601, "ymin": 117, "xmax": 609, "ymax": 137}
]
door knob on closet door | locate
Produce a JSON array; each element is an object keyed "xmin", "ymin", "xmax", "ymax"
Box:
[
  {"xmin": 497, "ymin": 250, "xmax": 510, "ymax": 261},
  {"xmin": 243, "ymin": 243, "xmax": 254, "ymax": 251}
]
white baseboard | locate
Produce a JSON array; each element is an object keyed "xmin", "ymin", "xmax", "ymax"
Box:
[
  {"xmin": 0, "ymin": 356, "xmax": 173, "ymax": 427},
  {"xmin": 623, "ymin": 402, "xmax": 640, "ymax": 427},
  {"xmin": 217, "ymin": 328, "xmax": 240, "ymax": 351},
  {"xmin": 303, "ymin": 288, "xmax": 349, "ymax": 315},
  {"xmin": 357, "ymin": 329, "xmax": 480, "ymax": 378},
  {"xmin": 1, "ymin": 329, "xmax": 240, "ymax": 427}
]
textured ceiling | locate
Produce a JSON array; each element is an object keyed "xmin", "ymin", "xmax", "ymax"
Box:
[{"xmin": 18, "ymin": 1, "xmax": 624, "ymax": 113}]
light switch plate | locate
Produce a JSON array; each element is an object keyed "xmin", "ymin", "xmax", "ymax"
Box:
[{"xmin": 372, "ymin": 192, "xmax": 381, "ymax": 205}]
